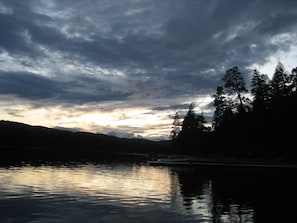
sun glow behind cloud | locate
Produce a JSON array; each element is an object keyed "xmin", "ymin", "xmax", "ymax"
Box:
[{"xmin": 0, "ymin": 97, "xmax": 175, "ymax": 140}]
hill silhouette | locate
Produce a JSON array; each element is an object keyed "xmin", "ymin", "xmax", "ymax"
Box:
[{"xmin": 0, "ymin": 120, "xmax": 171, "ymax": 162}]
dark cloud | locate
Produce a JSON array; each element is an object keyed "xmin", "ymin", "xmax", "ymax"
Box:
[
  {"xmin": 2, "ymin": 0, "xmax": 296, "ymax": 85},
  {"xmin": 0, "ymin": 13, "xmax": 39, "ymax": 57},
  {"xmin": 0, "ymin": 71, "xmax": 61, "ymax": 99},
  {"xmin": 0, "ymin": 71, "xmax": 128, "ymax": 103}
]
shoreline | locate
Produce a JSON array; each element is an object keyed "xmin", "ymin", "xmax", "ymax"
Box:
[{"xmin": 148, "ymin": 156, "xmax": 297, "ymax": 169}]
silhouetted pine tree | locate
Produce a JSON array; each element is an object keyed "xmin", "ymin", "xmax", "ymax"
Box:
[
  {"xmin": 181, "ymin": 103, "xmax": 196, "ymax": 132},
  {"xmin": 222, "ymin": 66, "xmax": 250, "ymax": 113},
  {"xmin": 211, "ymin": 66, "xmax": 253, "ymax": 154},
  {"xmin": 170, "ymin": 112, "xmax": 181, "ymax": 141},
  {"xmin": 271, "ymin": 62, "xmax": 290, "ymax": 98},
  {"xmin": 251, "ymin": 69, "xmax": 272, "ymax": 114},
  {"xmin": 213, "ymin": 86, "xmax": 234, "ymax": 130},
  {"xmin": 176, "ymin": 103, "xmax": 209, "ymax": 154}
]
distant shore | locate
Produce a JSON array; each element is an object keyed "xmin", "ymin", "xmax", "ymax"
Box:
[
  {"xmin": 148, "ymin": 154, "xmax": 297, "ymax": 169},
  {"xmin": 1, "ymin": 120, "xmax": 297, "ymax": 167}
]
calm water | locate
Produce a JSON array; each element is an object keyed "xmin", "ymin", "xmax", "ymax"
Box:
[{"xmin": 0, "ymin": 161, "xmax": 296, "ymax": 222}]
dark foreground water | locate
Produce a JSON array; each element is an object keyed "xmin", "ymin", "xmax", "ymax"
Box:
[{"xmin": 0, "ymin": 161, "xmax": 296, "ymax": 223}]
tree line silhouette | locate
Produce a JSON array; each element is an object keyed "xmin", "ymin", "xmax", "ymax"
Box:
[{"xmin": 171, "ymin": 62, "xmax": 297, "ymax": 159}]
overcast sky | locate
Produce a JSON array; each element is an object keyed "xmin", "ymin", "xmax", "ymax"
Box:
[{"xmin": 0, "ymin": 0, "xmax": 297, "ymax": 140}]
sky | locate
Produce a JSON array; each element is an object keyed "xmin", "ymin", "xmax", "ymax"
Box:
[{"xmin": 0, "ymin": 0, "xmax": 297, "ymax": 140}]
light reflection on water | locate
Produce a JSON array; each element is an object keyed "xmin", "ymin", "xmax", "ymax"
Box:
[
  {"xmin": 0, "ymin": 164, "xmax": 175, "ymax": 205},
  {"xmin": 0, "ymin": 162, "xmax": 296, "ymax": 222}
]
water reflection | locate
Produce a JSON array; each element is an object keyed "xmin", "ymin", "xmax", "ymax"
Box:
[
  {"xmin": 173, "ymin": 166, "xmax": 297, "ymax": 222},
  {"xmin": 0, "ymin": 163, "xmax": 296, "ymax": 222},
  {"xmin": 0, "ymin": 164, "xmax": 175, "ymax": 206}
]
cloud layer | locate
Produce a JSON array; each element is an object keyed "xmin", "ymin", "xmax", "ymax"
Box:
[{"xmin": 0, "ymin": 0, "xmax": 297, "ymax": 139}]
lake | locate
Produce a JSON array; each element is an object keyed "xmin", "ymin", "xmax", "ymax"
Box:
[{"xmin": 0, "ymin": 161, "xmax": 296, "ymax": 222}]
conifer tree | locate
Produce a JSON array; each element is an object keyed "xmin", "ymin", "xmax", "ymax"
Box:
[
  {"xmin": 170, "ymin": 112, "xmax": 181, "ymax": 140},
  {"xmin": 181, "ymin": 103, "xmax": 196, "ymax": 132},
  {"xmin": 195, "ymin": 112, "xmax": 206, "ymax": 131},
  {"xmin": 251, "ymin": 69, "xmax": 272, "ymax": 113},
  {"xmin": 271, "ymin": 62, "xmax": 290, "ymax": 97},
  {"xmin": 213, "ymin": 86, "xmax": 231, "ymax": 129},
  {"xmin": 222, "ymin": 66, "xmax": 250, "ymax": 113}
]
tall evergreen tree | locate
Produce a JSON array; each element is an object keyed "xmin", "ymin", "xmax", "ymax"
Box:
[
  {"xmin": 176, "ymin": 103, "xmax": 198, "ymax": 154},
  {"xmin": 195, "ymin": 112, "xmax": 206, "ymax": 131},
  {"xmin": 170, "ymin": 112, "xmax": 181, "ymax": 140},
  {"xmin": 222, "ymin": 66, "xmax": 250, "ymax": 113},
  {"xmin": 181, "ymin": 103, "xmax": 196, "ymax": 132},
  {"xmin": 177, "ymin": 103, "xmax": 209, "ymax": 154},
  {"xmin": 251, "ymin": 69, "xmax": 272, "ymax": 113},
  {"xmin": 271, "ymin": 62, "xmax": 290, "ymax": 98},
  {"xmin": 213, "ymin": 86, "xmax": 233, "ymax": 129}
]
